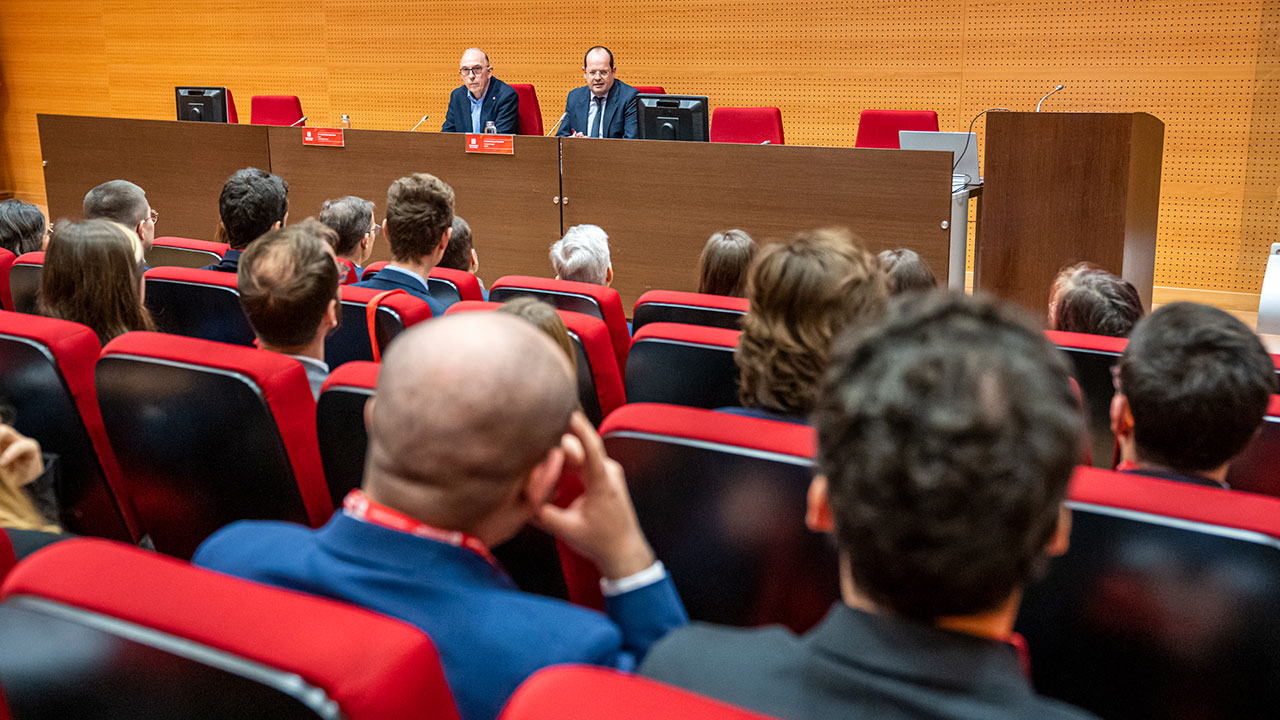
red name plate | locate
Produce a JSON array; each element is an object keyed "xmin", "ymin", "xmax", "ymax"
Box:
[
  {"xmin": 302, "ymin": 128, "xmax": 345, "ymax": 147},
  {"xmin": 465, "ymin": 133, "xmax": 514, "ymax": 155}
]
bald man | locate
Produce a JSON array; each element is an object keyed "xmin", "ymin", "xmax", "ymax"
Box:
[
  {"xmin": 442, "ymin": 48, "xmax": 521, "ymax": 134},
  {"xmin": 194, "ymin": 314, "xmax": 687, "ymax": 720}
]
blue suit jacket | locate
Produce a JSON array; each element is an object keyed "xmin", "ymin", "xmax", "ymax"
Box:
[
  {"xmin": 195, "ymin": 513, "xmax": 688, "ymax": 720},
  {"xmin": 202, "ymin": 248, "xmax": 242, "ymax": 273},
  {"xmin": 557, "ymin": 80, "xmax": 639, "ymax": 139},
  {"xmin": 353, "ymin": 266, "xmax": 446, "ymax": 316},
  {"xmin": 442, "ymin": 77, "xmax": 520, "ymax": 134}
]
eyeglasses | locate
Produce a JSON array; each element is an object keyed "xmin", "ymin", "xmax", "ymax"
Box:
[
  {"xmin": 459, "ymin": 65, "xmax": 489, "ymax": 77},
  {"xmin": 585, "ymin": 69, "xmax": 612, "ymax": 78},
  {"xmin": 368, "ymin": 222, "xmax": 381, "ymax": 237},
  {"xmin": 148, "ymin": 209, "xmax": 159, "ymax": 223}
]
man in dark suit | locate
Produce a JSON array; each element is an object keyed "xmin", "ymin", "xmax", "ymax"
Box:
[
  {"xmin": 196, "ymin": 312, "xmax": 687, "ymax": 720},
  {"xmin": 203, "ymin": 168, "xmax": 289, "ymax": 273},
  {"xmin": 641, "ymin": 292, "xmax": 1099, "ymax": 720},
  {"xmin": 1111, "ymin": 302, "xmax": 1276, "ymax": 489},
  {"xmin": 557, "ymin": 46, "xmax": 639, "ymax": 139},
  {"xmin": 353, "ymin": 172, "xmax": 452, "ymax": 315},
  {"xmin": 442, "ymin": 48, "xmax": 520, "ymax": 135}
]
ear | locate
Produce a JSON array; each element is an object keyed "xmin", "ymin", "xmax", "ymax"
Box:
[
  {"xmin": 470, "ymin": 248, "xmax": 479, "ymax": 273},
  {"xmin": 1110, "ymin": 392, "xmax": 1134, "ymax": 440},
  {"xmin": 605, "ymin": 265, "xmax": 614, "ymax": 287},
  {"xmin": 435, "ymin": 226, "xmax": 453, "ymax": 254},
  {"xmin": 520, "ymin": 445, "xmax": 565, "ymax": 514},
  {"xmin": 806, "ymin": 475, "xmax": 835, "ymax": 532},
  {"xmin": 363, "ymin": 397, "xmax": 376, "ymax": 432},
  {"xmin": 325, "ymin": 298, "xmax": 339, "ymax": 328},
  {"xmin": 271, "ymin": 220, "xmax": 283, "ymax": 231},
  {"xmin": 1046, "ymin": 504, "xmax": 1072, "ymax": 557}
]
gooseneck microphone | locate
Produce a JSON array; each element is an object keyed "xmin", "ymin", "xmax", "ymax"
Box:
[
  {"xmin": 1036, "ymin": 84, "xmax": 1066, "ymax": 112},
  {"xmin": 408, "ymin": 114, "xmax": 430, "ymax": 132},
  {"xmin": 289, "ymin": 116, "xmax": 308, "ymax": 127},
  {"xmin": 546, "ymin": 113, "xmax": 568, "ymax": 137}
]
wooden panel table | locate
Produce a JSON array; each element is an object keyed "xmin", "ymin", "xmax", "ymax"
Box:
[
  {"xmin": 266, "ymin": 128, "xmax": 563, "ymax": 279},
  {"xmin": 38, "ymin": 115, "xmax": 270, "ymax": 240},
  {"xmin": 560, "ymin": 138, "xmax": 955, "ymax": 310}
]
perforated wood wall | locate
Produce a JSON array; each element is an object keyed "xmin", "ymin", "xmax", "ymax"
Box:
[{"xmin": 0, "ymin": 0, "xmax": 1275, "ymax": 293}]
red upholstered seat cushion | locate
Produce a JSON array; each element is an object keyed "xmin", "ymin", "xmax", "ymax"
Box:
[
  {"xmin": 12, "ymin": 251, "xmax": 43, "ymax": 267},
  {"xmin": 632, "ymin": 86, "xmax": 667, "ymax": 95},
  {"xmin": 429, "ymin": 267, "xmax": 485, "ymax": 302},
  {"xmin": 0, "ymin": 249, "xmax": 16, "ymax": 311},
  {"xmin": 1045, "ymin": 329, "xmax": 1128, "ymax": 354},
  {"xmin": 320, "ymin": 360, "xmax": 379, "ymax": 395},
  {"xmin": 0, "ymin": 532, "xmax": 14, "ymax": 583},
  {"xmin": 489, "ymin": 275, "xmax": 630, "ymax": 376},
  {"xmin": 339, "ymin": 283, "xmax": 434, "ymax": 324},
  {"xmin": 599, "ymin": 402, "xmax": 815, "ymax": 458},
  {"xmin": 144, "ymin": 264, "xmax": 241, "ymax": 289},
  {"xmin": 249, "ymin": 95, "xmax": 304, "ymax": 126},
  {"xmin": 854, "ymin": 109, "xmax": 939, "ymax": 149},
  {"xmin": 710, "ymin": 107, "xmax": 785, "ymax": 145},
  {"xmin": 153, "ymin": 236, "xmax": 230, "ymax": 255},
  {"xmin": 634, "ymin": 289, "xmax": 749, "ymax": 315},
  {"xmin": 509, "ymin": 83, "xmax": 543, "ymax": 136},
  {"xmin": 1, "ymin": 539, "xmax": 459, "ymax": 720},
  {"xmin": 629, "ymin": 321, "xmax": 739, "ymax": 350},
  {"xmin": 100, "ymin": 331, "xmax": 331, "ymax": 527}
]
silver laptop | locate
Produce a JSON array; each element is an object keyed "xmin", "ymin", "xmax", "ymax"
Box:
[{"xmin": 899, "ymin": 131, "xmax": 981, "ymax": 188}]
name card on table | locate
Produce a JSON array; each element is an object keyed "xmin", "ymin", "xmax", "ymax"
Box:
[
  {"xmin": 302, "ymin": 128, "xmax": 345, "ymax": 147},
  {"xmin": 465, "ymin": 134, "xmax": 514, "ymax": 155}
]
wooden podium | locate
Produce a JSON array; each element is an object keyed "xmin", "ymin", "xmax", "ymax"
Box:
[{"xmin": 975, "ymin": 112, "xmax": 1164, "ymax": 313}]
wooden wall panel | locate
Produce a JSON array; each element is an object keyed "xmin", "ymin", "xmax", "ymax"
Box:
[{"xmin": 1, "ymin": 0, "xmax": 1277, "ymax": 295}]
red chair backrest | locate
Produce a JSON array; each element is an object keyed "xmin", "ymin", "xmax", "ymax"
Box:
[
  {"xmin": 1226, "ymin": 395, "xmax": 1280, "ymax": 497},
  {"xmin": 334, "ymin": 257, "xmax": 359, "ymax": 285},
  {"xmin": 710, "ymin": 107, "xmax": 784, "ymax": 145},
  {"xmin": 0, "ymin": 249, "xmax": 16, "ymax": 312},
  {"xmin": 626, "ymin": 322, "xmax": 740, "ymax": 409},
  {"xmin": 509, "ymin": 83, "xmax": 543, "ymax": 136},
  {"xmin": 854, "ymin": 109, "xmax": 939, "ymax": 149},
  {"xmin": 632, "ymin": 290, "xmax": 748, "ymax": 332},
  {"xmin": 0, "ymin": 539, "xmax": 459, "ymax": 720},
  {"xmin": 488, "ymin": 275, "xmax": 630, "ymax": 376},
  {"xmin": 0, "ymin": 533, "xmax": 14, "ymax": 584},
  {"xmin": 500, "ymin": 666, "xmax": 775, "ymax": 720},
  {"xmin": 362, "ymin": 260, "xmax": 389, "ymax": 278},
  {"xmin": 226, "ymin": 88, "xmax": 239, "ymax": 123},
  {"xmin": 1047, "ymin": 330, "xmax": 1126, "ymax": 468},
  {"xmin": 250, "ymin": 95, "xmax": 304, "ymax": 126},
  {"xmin": 95, "ymin": 332, "xmax": 330, "ymax": 558},
  {"xmin": 143, "ymin": 266, "xmax": 256, "ymax": 346},
  {"xmin": 632, "ymin": 86, "xmax": 667, "ymax": 95},
  {"xmin": 327, "ymin": 284, "xmax": 432, "ymax": 368},
  {"xmin": 8, "ymin": 252, "xmax": 43, "ymax": 315},
  {"xmin": 149, "ymin": 236, "xmax": 230, "ymax": 269},
  {"xmin": 317, "ymin": 361, "xmax": 379, "ymax": 507},
  {"xmin": 429, "ymin": 267, "xmax": 485, "ymax": 303}
]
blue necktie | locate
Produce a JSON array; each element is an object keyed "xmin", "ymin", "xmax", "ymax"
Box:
[{"xmin": 590, "ymin": 97, "xmax": 604, "ymax": 138}]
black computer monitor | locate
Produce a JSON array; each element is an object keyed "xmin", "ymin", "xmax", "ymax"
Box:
[
  {"xmin": 637, "ymin": 95, "xmax": 710, "ymax": 142},
  {"xmin": 175, "ymin": 87, "xmax": 230, "ymax": 123}
]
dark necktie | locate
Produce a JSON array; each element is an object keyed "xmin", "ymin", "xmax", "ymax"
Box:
[{"xmin": 590, "ymin": 96, "xmax": 604, "ymax": 138}]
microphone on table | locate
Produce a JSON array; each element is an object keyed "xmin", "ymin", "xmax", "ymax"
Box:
[
  {"xmin": 760, "ymin": 140, "xmax": 771, "ymax": 145},
  {"xmin": 1036, "ymin": 84, "xmax": 1066, "ymax": 112},
  {"xmin": 289, "ymin": 116, "xmax": 308, "ymax": 127},
  {"xmin": 546, "ymin": 113, "xmax": 568, "ymax": 136},
  {"xmin": 408, "ymin": 114, "xmax": 430, "ymax": 132}
]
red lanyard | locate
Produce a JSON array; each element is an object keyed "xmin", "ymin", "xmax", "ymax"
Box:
[{"xmin": 342, "ymin": 490, "xmax": 501, "ymax": 568}]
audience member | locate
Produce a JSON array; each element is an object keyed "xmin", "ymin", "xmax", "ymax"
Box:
[
  {"xmin": 642, "ymin": 291, "xmax": 1096, "ymax": 720},
  {"xmin": 696, "ymin": 229, "xmax": 756, "ymax": 297},
  {"xmin": 439, "ymin": 215, "xmax": 488, "ymax": 299},
  {"xmin": 550, "ymin": 224, "xmax": 612, "ymax": 286},
  {"xmin": 497, "ymin": 296, "xmax": 576, "ymax": 373},
  {"xmin": 1112, "ymin": 302, "xmax": 1275, "ymax": 488},
  {"xmin": 83, "ymin": 180, "xmax": 157, "ymax": 260},
  {"xmin": 195, "ymin": 313, "xmax": 686, "ymax": 720},
  {"xmin": 318, "ymin": 195, "xmax": 378, "ymax": 283},
  {"xmin": 205, "ymin": 168, "xmax": 289, "ymax": 273},
  {"xmin": 38, "ymin": 219, "xmax": 154, "ymax": 346},
  {"xmin": 0, "ymin": 199, "xmax": 47, "ymax": 256},
  {"xmin": 1047, "ymin": 262, "xmax": 1143, "ymax": 338},
  {"xmin": 0, "ymin": 423, "xmax": 69, "ymax": 559},
  {"xmin": 878, "ymin": 248, "xmax": 937, "ymax": 295},
  {"xmin": 442, "ymin": 48, "xmax": 520, "ymax": 134},
  {"xmin": 237, "ymin": 218, "xmax": 341, "ymax": 400},
  {"xmin": 729, "ymin": 229, "xmax": 887, "ymax": 423},
  {"xmin": 557, "ymin": 46, "xmax": 639, "ymax": 139},
  {"xmin": 354, "ymin": 173, "xmax": 454, "ymax": 316}
]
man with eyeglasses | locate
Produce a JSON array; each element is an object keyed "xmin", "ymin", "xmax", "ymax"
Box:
[
  {"xmin": 83, "ymin": 179, "xmax": 158, "ymax": 269},
  {"xmin": 557, "ymin": 46, "xmax": 639, "ymax": 139},
  {"xmin": 442, "ymin": 48, "xmax": 520, "ymax": 135}
]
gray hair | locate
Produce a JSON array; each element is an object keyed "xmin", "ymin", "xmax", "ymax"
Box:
[
  {"xmin": 550, "ymin": 224, "xmax": 610, "ymax": 285},
  {"xmin": 319, "ymin": 195, "xmax": 374, "ymax": 256}
]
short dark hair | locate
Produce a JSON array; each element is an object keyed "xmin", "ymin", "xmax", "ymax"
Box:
[
  {"xmin": 384, "ymin": 173, "xmax": 454, "ymax": 262},
  {"xmin": 1119, "ymin": 302, "xmax": 1275, "ymax": 473},
  {"xmin": 584, "ymin": 46, "xmax": 614, "ymax": 67},
  {"xmin": 219, "ymin": 168, "xmax": 289, "ymax": 250},
  {"xmin": 319, "ymin": 196, "xmax": 374, "ymax": 257},
  {"xmin": 83, "ymin": 180, "xmax": 148, "ymax": 228},
  {"xmin": 1048, "ymin": 262, "xmax": 1143, "ymax": 338},
  {"xmin": 0, "ymin": 199, "xmax": 47, "ymax": 255},
  {"xmin": 439, "ymin": 215, "xmax": 473, "ymax": 272},
  {"xmin": 815, "ymin": 292, "xmax": 1081, "ymax": 622},
  {"xmin": 878, "ymin": 248, "xmax": 937, "ymax": 295},
  {"xmin": 238, "ymin": 218, "xmax": 340, "ymax": 349}
]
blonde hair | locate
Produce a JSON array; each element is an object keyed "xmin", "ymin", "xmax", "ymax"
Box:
[{"xmin": 0, "ymin": 427, "xmax": 59, "ymax": 533}]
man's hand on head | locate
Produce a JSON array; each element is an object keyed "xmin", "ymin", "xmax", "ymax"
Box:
[
  {"xmin": 0, "ymin": 424, "xmax": 42, "ymax": 491},
  {"xmin": 533, "ymin": 411, "xmax": 656, "ymax": 580}
]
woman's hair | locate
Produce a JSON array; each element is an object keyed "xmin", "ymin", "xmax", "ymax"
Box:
[
  {"xmin": 878, "ymin": 248, "xmax": 937, "ymax": 295},
  {"xmin": 0, "ymin": 199, "xmax": 47, "ymax": 256},
  {"xmin": 496, "ymin": 297, "xmax": 577, "ymax": 374},
  {"xmin": 1047, "ymin": 262, "xmax": 1144, "ymax": 338},
  {"xmin": 696, "ymin": 229, "xmax": 757, "ymax": 297},
  {"xmin": 38, "ymin": 219, "xmax": 155, "ymax": 346},
  {"xmin": 736, "ymin": 228, "xmax": 888, "ymax": 417}
]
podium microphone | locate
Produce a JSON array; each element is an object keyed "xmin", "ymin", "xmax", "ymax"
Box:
[
  {"xmin": 289, "ymin": 116, "xmax": 308, "ymax": 127},
  {"xmin": 408, "ymin": 114, "xmax": 430, "ymax": 132},
  {"xmin": 1036, "ymin": 84, "xmax": 1065, "ymax": 112},
  {"xmin": 546, "ymin": 113, "xmax": 568, "ymax": 137}
]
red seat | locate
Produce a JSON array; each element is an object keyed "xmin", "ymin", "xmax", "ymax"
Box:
[
  {"xmin": 362, "ymin": 260, "xmax": 389, "ymax": 278},
  {"xmin": 509, "ymin": 84, "xmax": 543, "ymax": 135},
  {"xmin": 95, "ymin": 332, "xmax": 330, "ymax": 558},
  {"xmin": 144, "ymin": 266, "xmax": 256, "ymax": 346},
  {"xmin": 710, "ymin": 107, "xmax": 784, "ymax": 145},
  {"xmin": 0, "ymin": 312, "xmax": 137, "ymax": 541},
  {"xmin": 0, "ymin": 249, "xmax": 16, "ymax": 312},
  {"xmin": 0, "ymin": 539, "xmax": 458, "ymax": 720},
  {"xmin": 1226, "ymin": 395, "xmax": 1280, "ymax": 497},
  {"xmin": 149, "ymin": 236, "xmax": 229, "ymax": 269},
  {"xmin": 626, "ymin": 322, "xmax": 740, "ymax": 409},
  {"xmin": 317, "ymin": 361, "xmax": 379, "ymax": 506},
  {"xmin": 489, "ymin": 276, "xmax": 630, "ymax": 376},
  {"xmin": 632, "ymin": 86, "xmax": 667, "ymax": 95},
  {"xmin": 632, "ymin": 290, "xmax": 748, "ymax": 332},
  {"xmin": 226, "ymin": 88, "xmax": 240, "ymax": 123},
  {"xmin": 250, "ymin": 95, "xmax": 304, "ymax": 126},
  {"xmin": 0, "ymin": 533, "xmax": 14, "ymax": 584},
  {"xmin": 327, "ymin": 284, "xmax": 432, "ymax": 368},
  {"xmin": 600, "ymin": 403, "xmax": 830, "ymax": 631},
  {"xmin": 429, "ymin": 267, "xmax": 485, "ymax": 304},
  {"xmin": 335, "ymin": 257, "xmax": 359, "ymax": 285},
  {"xmin": 8, "ymin": 252, "xmax": 43, "ymax": 315},
  {"xmin": 500, "ymin": 666, "xmax": 774, "ymax": 720},
  {"xmin": 1047, "ymin": 330, "xmax": 1127, "ymax": 468},
  {"xmin": 854, "ymin": 109, "xmax": 939, "ymax": 149}
]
